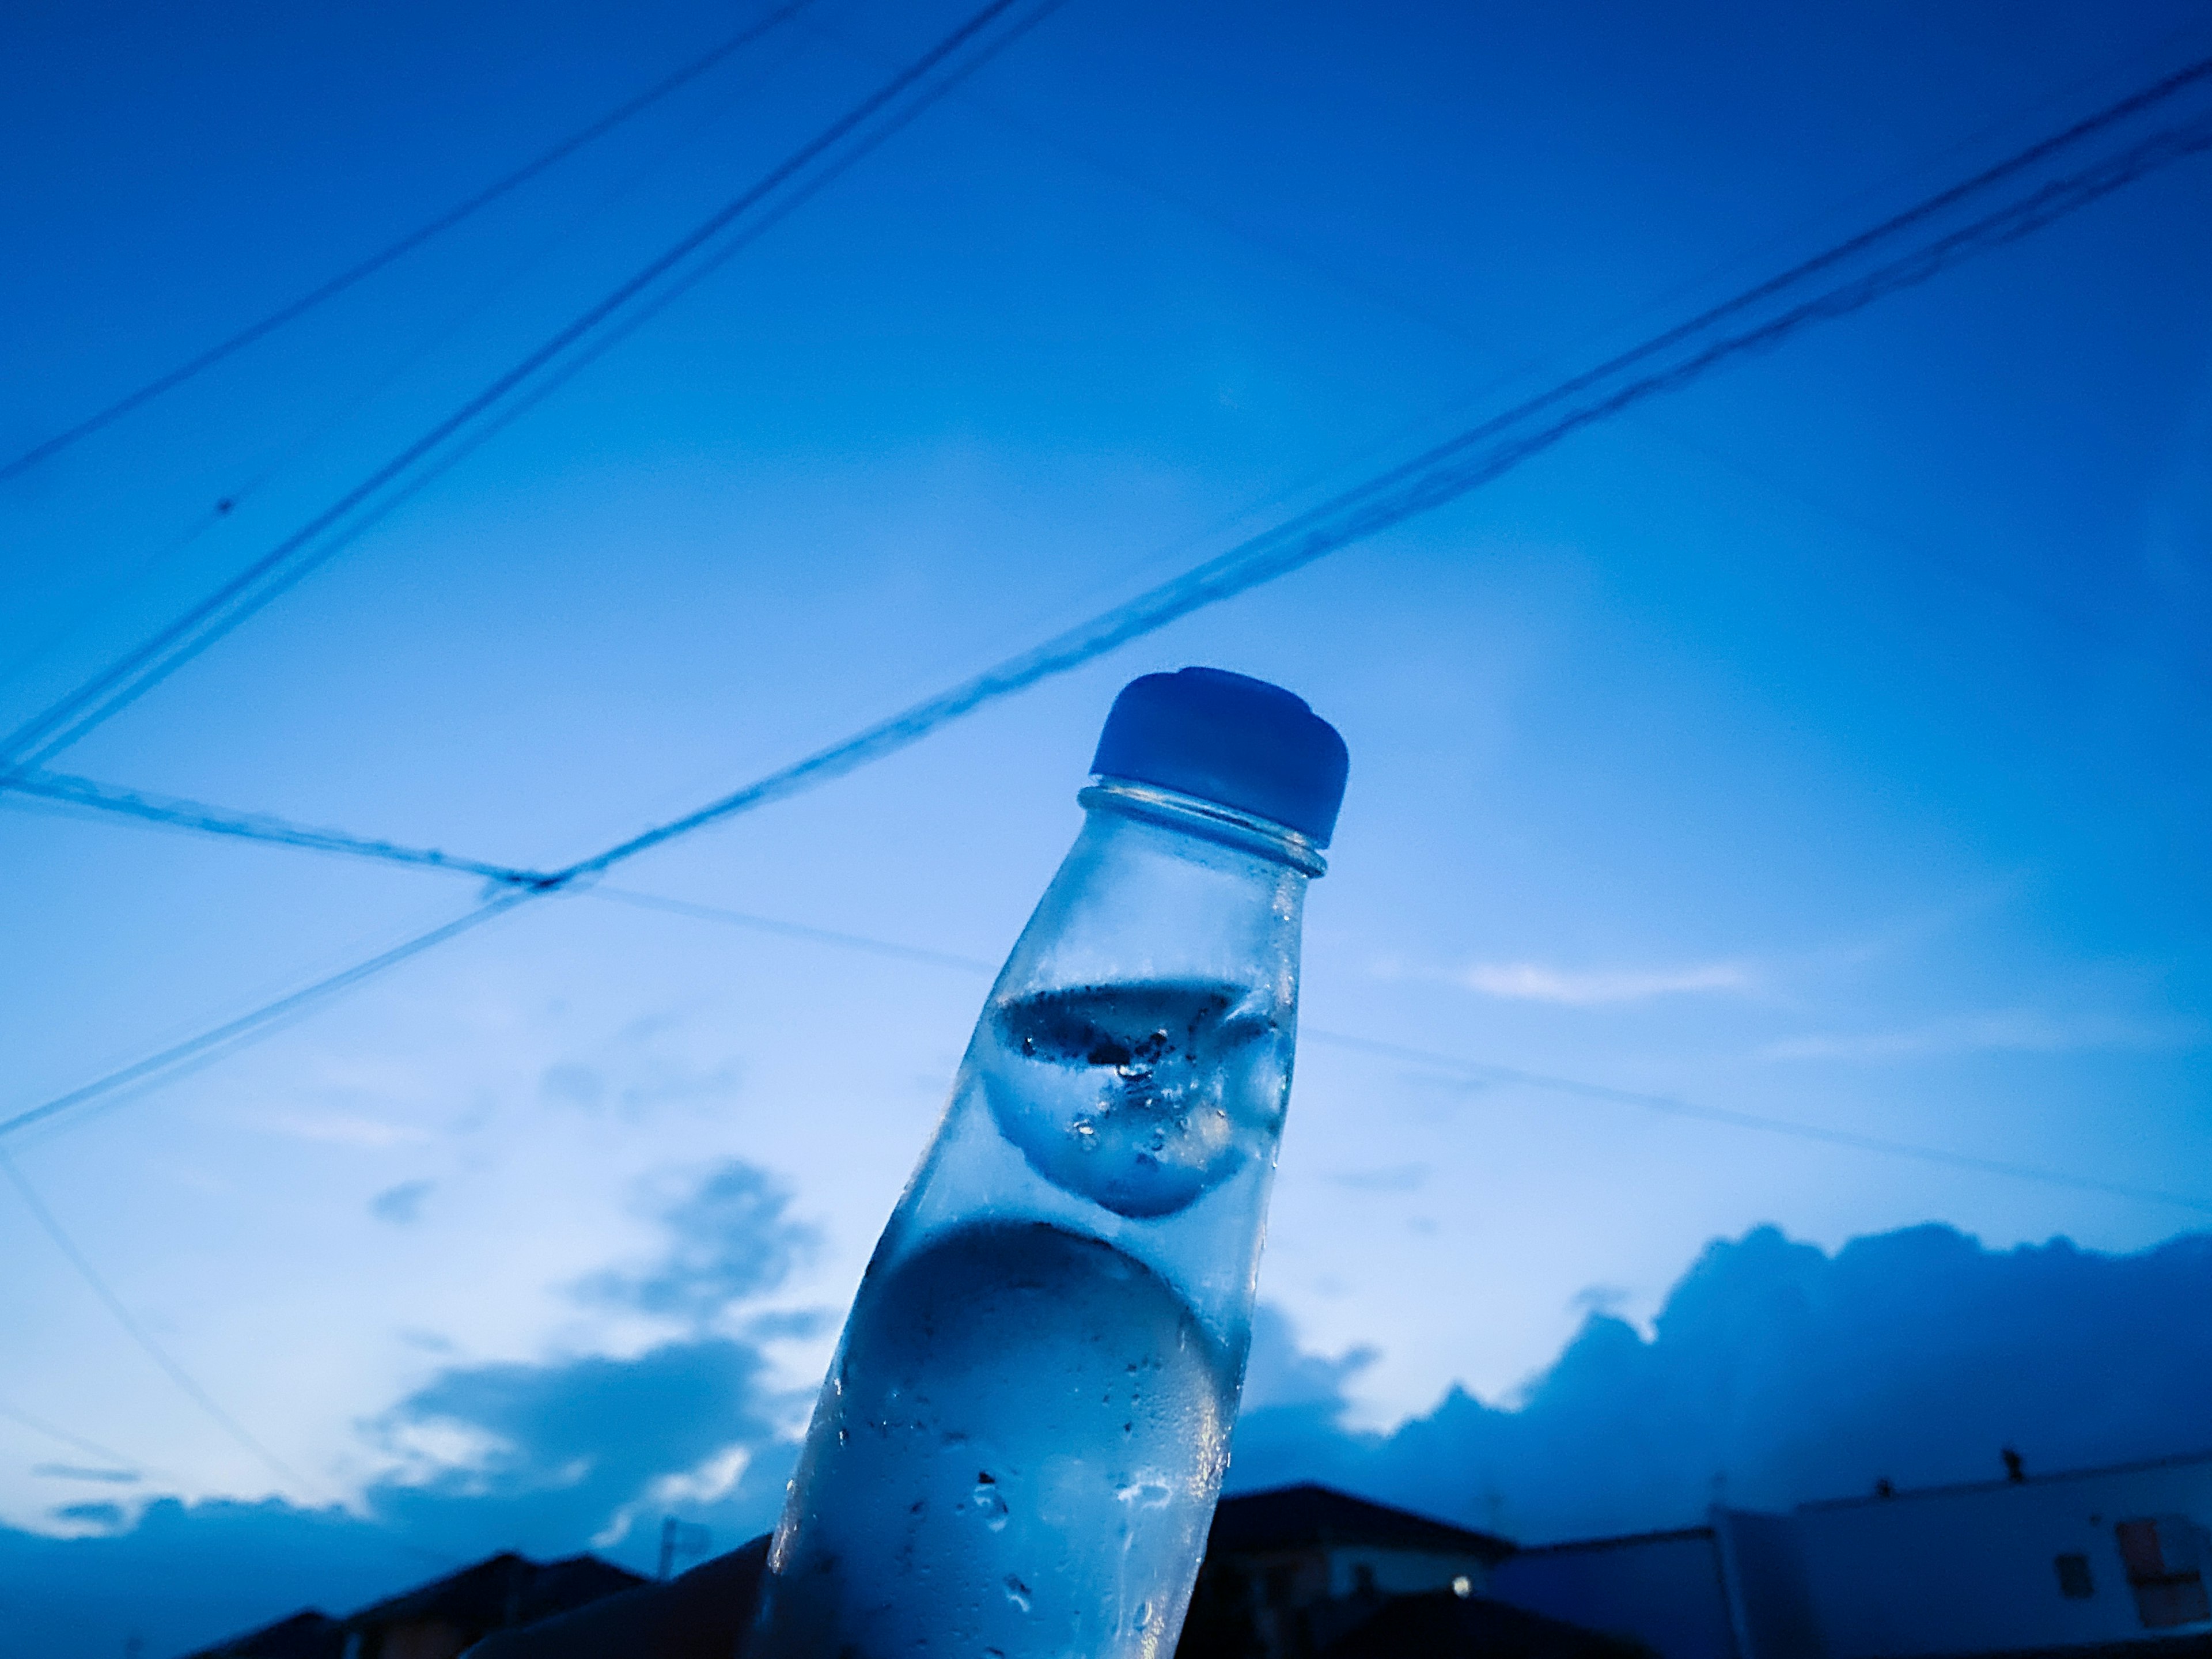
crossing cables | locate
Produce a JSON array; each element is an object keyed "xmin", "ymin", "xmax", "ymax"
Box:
[
  {"xmin": 10, "ymin": 772, "xmax": 2209, "ymax": 1214},
  {"xmin": 7, "ymin": 47, "xmax": 2212, "ymax": 1145},
  {"xmin": 0, "ymin": 0, "xmax": 1071, "ymax": 782},
  {"xmin": 0, "ymin": 0, "xmax": 824, "ymax": 487}
]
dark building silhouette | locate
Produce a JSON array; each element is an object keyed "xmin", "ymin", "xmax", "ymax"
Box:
[
  {"xmin": 1320, "ymin": 1589, "xmax": 1653, "ymax": 1658},
  {"xmin": 184, "ymin": 1551, "xmax": 645, "ymax": 1659},
  {"xmin": 183, "ymin": 1486, "xmax": 1592, "ymax": 1659},
  {"xmin": 182, "ymin": 1609, "xmax": 346, "ymax": 1659},
  {"xmin": 1488, "ymin": 1448, "xmax": 2212, "ymax": 1658},
  {"xmin": 1175, "ymin": 1483, "xmax": 1528, "ymax": 1659},
  {"xmin": 183, "ymin": 1457, "xmax": 2212, "ymax": 1659},
  {"xmin": 461, "ymin": 1539, "xmax": 768, "ymax": 1659}
]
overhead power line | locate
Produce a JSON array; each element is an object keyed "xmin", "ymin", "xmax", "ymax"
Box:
[
  {"xmin": 0, "ymin": 0, "xmax": 1063, "ymax": 780},
  {"xmin": 313, "ymin": 0, "xmax": 1076, "ymax": 543},
  {"xmin": 17, "ymin": 0, "xmax": 1082, "ymax": 744},
  {"xmin": 0, "ymin": 0, "xmax": 821, "ymax": 486},
  {"xmin": 7, "ymin": 770, "xmax": 2206, "ymax": 1215},
  {"xmin": 7, "ymin": 52, "xmax": 2212, "ymax": 1145},
  {"xmin": 0, "ymin": 1396, "xmax": 147, "ymax": 1479},
  {"xmin": 1296, "ymin": 1031, "xmax": 2212, "ymax": 1219},
  {"xmin": 590, "ymin": 885, "xmax": 1005, "ymax": 976},
  {"xmin": 0, "ymin": 895, "xmax": 531, "ymax": 1144},
  {"xmin": 5, "ymin": 768, "xmax": 555, "ymax": 887},
  {"xmin": 21, "ymin": 48, "xmax": 2212, "ymax": 866},
  {"xmin": 0, "ymin": 1148, "xmax": 312, "ymax": 1497},
  {"xmin": 601, "ymin": 895, "xmax": 2212, "ymax": 1217}
]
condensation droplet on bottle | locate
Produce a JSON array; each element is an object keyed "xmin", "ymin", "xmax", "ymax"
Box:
[
  {"xmin": 972, "ymin": 1471, "xmax": 1010, "ymax": 1531},
  {"xmin": 984, "ymin": 983, "xmax": 1277, "ymax": 1218},
  {"xmin": 1116, "ymin": 1476, "xmax": 1173, "ymax": 1510},
  {"xmin": 1003, "ymin": 1575, "xmax": 1032, "ymax": 1612}
]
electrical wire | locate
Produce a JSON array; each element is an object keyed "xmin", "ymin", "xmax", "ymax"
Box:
[
  {"xmin": 2, "ymin": 1169, "xmax": 464, "ymax": 1567},
  {"xmin": 0, "ymin": 895, "xmax": 531, "ymax": 1143},
  {"xmin": 7, "ymin": 778, "xmax": 2202, "ymax": 1217},
  {"xmin": 532, "ymin": 78, "xmax": 2212, "ymax": 885},
  {"xmin": 0, "ymin": 0, "xmax": 1084, "ymax": 752},
  {"xmin": 865, "ymin": 20, "xmax": 2209, "ymax": 649},
  {"xmin": 0, "ymin": 1397, "xmax": 146, "ymax": 1479},
  {"xmin": 319, "ymin": 0, "xmax": 1078, "ymax": 527},
  {"xmin": 590, "ymin": 885, "xmax": 1002, "ymax": 975},
  {"xmin": 6, "ymin": 58, "xmax": 2210, "ymax": 1146},
  {"xmin": 12, "ymin": 43, "xmax": 2206, "ymax": 806},
  {"xmin": 0, "ymin": 24, "xmax": 825, "ymax": 707},
  {"xmin": 593, "ymin": 894, "xmax": 2212, "ymax": 1218},
  {"xmin": 0, "ymin": 1149, "xmax": 312, "ymax": 1497},
  {"xmin": 1297, "ymin": 1030, "xmax": 2212, "ymax": 1219},
  {"xmin": 4, "ymin": 769, "xmax": 554, "ymax": 887},
  {"xmin": 0, "ymin": 0, "xmax": 1062, "ymax": 780},
  {"xmin": 0, "ymin": 0, "xmax": 821, "ymax": 486}
]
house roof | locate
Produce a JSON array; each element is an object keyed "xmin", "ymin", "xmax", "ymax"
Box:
[
  {"xmin": 461, "ymin": 1535, "xmax": 772, "ymax": 1659},
  {"xmin": 346, "ymin": 1550, "xmax": 646, "ymax": 1634},
  {"xmin": 180, "ymin": 1609, "xmax": 344, "ymax": 1659},
  {"xmin": 1798, "ymin": 1446, "xmax": 2212, "ymax": 1514},
  {"xmin": 1501, "ymin": 1524, "xmax": 1717, "ymax": 1558},
  {"xmin": 1918, "ymin": 1638, "xmax": 2212, "ymax": 1659},
  {"xmin": 1319, "ymin": 1589, "xmax": 1653, "ymax": 1659},
  {"xmin": 1209, "ymin": 1483, "xmax": 1515, "ymax": 1562}
]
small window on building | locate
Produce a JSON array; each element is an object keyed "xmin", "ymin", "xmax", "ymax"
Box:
[
  {"xmin": 2054, "ymin": 1554, "xmax": 2094, "ymax": 1599},
  {"xmin": 2117, "ymin": 1517, "xmax": 2212, "ymax": 1630},
  {"xmin": 1351, "ymin": 1563, "xmax": 1377, "ymax": 1598}
]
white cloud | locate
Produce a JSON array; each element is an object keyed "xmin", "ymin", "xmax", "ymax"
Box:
[
  {"xmin": 1758, "ymin": 1009, "xmax": 2203, "ymax": 1062},
  {"xmin": 251, "ymin": 1111, "xmax": 432, "ymax": 1149},
  {"xmin": 595, "ymin": 1443, "xmax": 755, "ymax": 1549},
  {"xmin": 1453, "ymin": 960, "xmax": 1756, "ymax": 1006}
]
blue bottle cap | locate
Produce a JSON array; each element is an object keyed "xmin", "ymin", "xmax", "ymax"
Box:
[{"xmin": 1090, "ymin": 667, "xmax": 1350, "ymax": 846}]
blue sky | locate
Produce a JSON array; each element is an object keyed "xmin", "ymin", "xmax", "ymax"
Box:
[{"xmin": 2, "ymin": 0, "xmax": 2210, "ymax": 1646}]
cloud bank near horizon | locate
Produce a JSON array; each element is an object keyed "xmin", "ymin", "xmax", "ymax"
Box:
[
  {"xmin": 1229, "ymin": 1221, "xmax": 2212, "ymax": 1542},
  {"xmin": 7, "ymin": 1215, "xmax": 2211, "ymax": 1658}
]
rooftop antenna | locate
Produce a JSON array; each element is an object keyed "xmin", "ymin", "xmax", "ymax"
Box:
[{"xmin": 658, "ymin": 1517, "xmax": 713, "ymax": 1580}]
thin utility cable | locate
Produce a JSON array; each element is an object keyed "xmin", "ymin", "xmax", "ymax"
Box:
[
  {"xmin": 0, "ymin": 1148, "xmax": 312, "ymax": 1495},
  {"xmin": 0, "ymin": 23, "xmax": 824, "ymax": 705},
  {"xmin": 10, "ymin": 793, "xmax": 2202, "ymax": 1221},
  {"xmin": 0, "ymin": 0, "xmax": 1058, "ymax": 779},
  {"xmin": 7, "ymin": 68, "xmax": 2210, "ymax": 1141},
  {"xmin": 611, "ymin": 893, "xmax": 2212, "ymax": 1217},
  {"xmin": 12, "ymin": 37, "xmax": 2202, "ymax": 790},
  {"xmin": 5, "ymin": 769, "xmax": 555, "ymax": 888},
  {"xmin": 552, "ymin": 77, "xmax": 2212, "ymax": 883},
  {"xmin": 5, "ymin": 0, "xmax": 1084, "ymax": 746},
  {"xmin": 0, "ymin": 1396, "xmax": 145, "ymax": 1477},
  {"xmin": 1300, "ymin": 1030, "xmax": 2212, "ymax": 1220},
  {"xmin": 592, "ymin": 885, "xmax": 1003, "ymax": 975},
  {"xmin": 0, "ymin": 893, "xmax": 530, "ymax": 1143},
  {"xmin": 875, "ymin": 24, "xmax": 2159, "ymax": 645},
  {"xmin": 334, "ymin": 0, "xmax": 1078, "ymax": 522},
  {"xmin": 0, "ymin": 0, "xmax": 820, "ymax": 486}
]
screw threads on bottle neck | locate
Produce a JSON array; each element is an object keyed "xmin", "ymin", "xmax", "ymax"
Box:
[{"xmin": 1078, "ymin": 778, "xmax": 1327, "ymax": 878}]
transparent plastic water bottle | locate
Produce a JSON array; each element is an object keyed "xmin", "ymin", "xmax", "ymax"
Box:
[{"xmin": 750, "ymin": 668, "xmax": 1349, "ymax": 1659}]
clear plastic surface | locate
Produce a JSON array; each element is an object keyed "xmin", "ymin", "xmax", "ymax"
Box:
[{"xmin": 749, "ymin": 782, "xmax": 1317, "ymax": 1659}]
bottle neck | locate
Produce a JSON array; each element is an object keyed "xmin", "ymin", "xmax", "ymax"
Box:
[
  {"xmin": 1077, "ymin": 777, "xmax": 1328, "ymax": 878},
  {"xmin": 987, "ymin": 781, "xmax": 1313, "ymax": 1021}
]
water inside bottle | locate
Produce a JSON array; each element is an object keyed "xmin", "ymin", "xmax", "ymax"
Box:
[
  {"xmin": 757, "ymin": 1220, "xmax": 1232, "ymax": 1659},
  {"xmin": 981, "ymin": 980, "xmax": 1287, "ymax": 1219}
]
